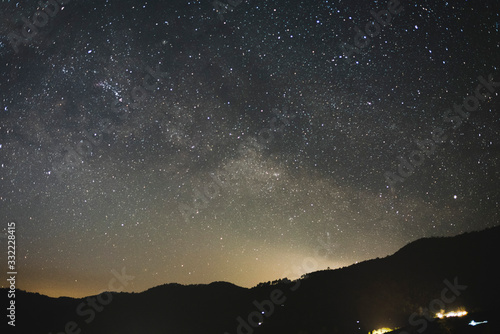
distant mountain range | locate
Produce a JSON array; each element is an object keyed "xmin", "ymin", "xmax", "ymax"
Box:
[{"xmin": 3, "ymin": 226, "xmax": 499, "ymax": 334}]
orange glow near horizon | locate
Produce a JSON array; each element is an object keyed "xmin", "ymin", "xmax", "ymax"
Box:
[{"xmin": 9, "ymin": 244, "xmax": 351, "ymax": 298}]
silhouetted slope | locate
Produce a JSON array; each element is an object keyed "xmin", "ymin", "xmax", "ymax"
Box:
[
  {"xmin": 3, "ymin": 226, "xmax": 499, "ymax": 334},
  {"xmin": 258, "ymin": 226, "xmax": 500, "ymax": 333}
]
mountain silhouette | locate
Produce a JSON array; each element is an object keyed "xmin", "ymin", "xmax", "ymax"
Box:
[{"xmin": 3, "ymin": 226, "xmax": 499, "ymax": 334}]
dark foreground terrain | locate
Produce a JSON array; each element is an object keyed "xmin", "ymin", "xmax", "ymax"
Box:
[{"xmin": 3, "ymin": 226, "xmax": 499, "ymax": 334}]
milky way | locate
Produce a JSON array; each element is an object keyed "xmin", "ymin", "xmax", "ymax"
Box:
[{"xmin": 0, "ymin": 0, "xmax": 499, "ymax": 297}]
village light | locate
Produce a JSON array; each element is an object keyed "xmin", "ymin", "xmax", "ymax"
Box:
[
  {"xmin": 370, "ymin": 327, "xmax": 397, "ymax": 334},
  {"xmin": 435, "ymin": 309, "xmax": 468, "ymax": 319}
]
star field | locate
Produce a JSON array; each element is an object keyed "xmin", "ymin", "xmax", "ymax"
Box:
[{"xmin": 0, "ymin": 0, "xmax": 499, "ymax": 297}]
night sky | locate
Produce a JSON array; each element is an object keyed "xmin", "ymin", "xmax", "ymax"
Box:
[{"xmin": 0, "ymin": 0, "xmax": 499, "ymax": 298}]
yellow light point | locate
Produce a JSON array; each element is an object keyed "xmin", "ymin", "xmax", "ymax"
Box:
[
  {"xmin": 435, "ymin": 309, "xmax": 468, "ymax": 319},
  {"xmin": 370, "ymin": 328, "xmax": 396, "ymax": 334}
]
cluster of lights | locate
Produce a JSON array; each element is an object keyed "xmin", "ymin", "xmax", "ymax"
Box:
[
  {"xmin": 371, "ymin": 309, "xmax": 475, "ymax": 334},
  {"xmin": 436, "ymin": 310, "xmax": 468, "ymax": 319},
  {"xmin": 370, "ymin": 328, "xmax": 395, "ymax": 334}
]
